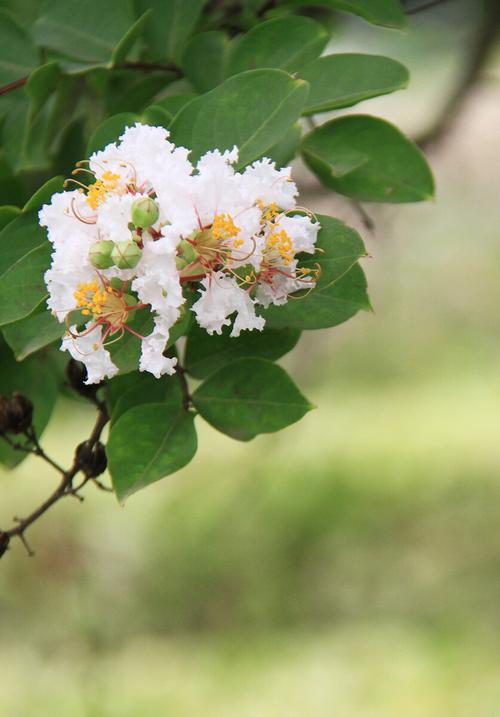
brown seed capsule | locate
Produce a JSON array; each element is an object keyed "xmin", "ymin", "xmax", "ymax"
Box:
[
  {"xmin": 75, "ymin": 440, "xmax": 107, "ymax": 478},
  {"xmin": 7, "ymin": 393, "xmax": 33, "ymax": 433},
  {"xmin": 0, "ymin": 532, "xmax": 9, "ymax": 559}
]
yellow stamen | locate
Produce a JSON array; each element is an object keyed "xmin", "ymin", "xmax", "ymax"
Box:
[
  {"xmin": 265, "ymin": 229, "xmax": 293, "ymax": 266},
  {"xmin": 86, "ymin": 170, "xmax": 121, "ymax": 210},
  {"xmin": 212, "ymin": 213, "xmax": 240, "ymax": 241}
]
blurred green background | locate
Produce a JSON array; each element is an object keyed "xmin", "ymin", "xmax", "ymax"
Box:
[{"xmin": 2, "ymin": 4, "xmax": 500, "ymax": 715}]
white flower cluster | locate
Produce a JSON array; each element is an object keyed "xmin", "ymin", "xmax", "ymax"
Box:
[{"xmin": 39, "ymin": 124, "xmax": 320, "ymax": 384}]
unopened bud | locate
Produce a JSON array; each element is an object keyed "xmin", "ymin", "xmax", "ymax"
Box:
[
  {"xmin": 89, "ymin": 240, "xmax": 115, "ymax": 269},
  {"xmin": 131, "ymin": 196, "xmax": 159, "ymax": 229},
  {"xmin": 111, "ymin": 240, "xmax": 142, "ymax": 269}
]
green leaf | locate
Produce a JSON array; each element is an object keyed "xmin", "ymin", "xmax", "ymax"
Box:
[
  {"xmin": 0, "ymin": 211, "xmax": 51, "ymax": 327},
  {"xmin": 182, "ymin": 31, "xmax": 230, "ymax": 93},
  {"xmin": 107, "ymin": 310, "xmax": 154, "ymax": 375},
  {"xmin": 296, "ymin": 0, "xmax": 406, "ymax": 28},
  {"xmin": 2, "ymin": 306, "xmax": 64, "ymax": 360},
  {"xmin": 193, "ymin": 357, "xmax": 312, "ymax": 441},
  {"xmin": 170, "ymin": 69, "xmax": 309, "ymax": 168},
  {"xmin": 87, "ymin": 112, "xmax": 138, "ymax": 155},
  {"xmin": 24, "ymin": 61, "xmax": 61, "ymax": 119},
  {"xmin": 301, "ymin": 115, "xmax": 435, "ymax": 203},
  {"xmin": 111, "ymin": 9, "xmax": 151, "ymax": 67},
  {"xmin": 0, "ymin": 206, "xmax": 21, "ymax": 231},
  {"xmin": 141, "ymin": 104, "xmax": 172, "ymax": 129},
  {"xmin": 265, "ymin": 264, "xmax": 369, "ymax": 330},
  {"xmin": 110, "ymin": 373, "xmax": 182, "ymax": 423},
  {"xmin": 185, "ymin": 323, "xmax": 301, "ymax": 379},
  {"xmin": 108, "ymin": 403, "xmax": 197, "ymax": 502},
  {"xmin": 34, "ymin": 0, "xmax": 138, "ymax": 66},
  {"xmin": 227, "ymin": 16, "xmax": 328, "ymax": 77},
  {"xmin": 137, "ymin": 0, "xmax": 205, "ymax": 63},
  {"xmin": 23, "ymin": 176, "xmax": 65, "ymax": 212},
  {"xmin": 262, "ymin": 214, "xmax": 370, "ymax": 330},
  {"xmin": 300, "ymin": 54, "xmax": 409, "ymax": 115},
  {"xmin": 303, "ymin": 214, "xmax": 367, "ymax": 289},
  {"xmin": 0, "ymin": 337, "xmax": 58, "ymax": 467},
  {"xmin": 265, "ymin": 122, "xmax": 302, "ymax": 168},
  {"xmin": 0, "ymin": 8, "xmax": 39, "ymax": 86},
  {"xmin": 155, "ymin": 93, "xmax": 197, "ymax": 118}
]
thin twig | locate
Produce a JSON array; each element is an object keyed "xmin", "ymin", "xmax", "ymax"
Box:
[
  {"xmin": 0, "ymin": 76, "xmax": 27, "ymax": 96},
  {"xmin": 407, "ymin": 0, "xmax": 452, "ymax": 14},
  {"xmin": 0, "ymin": 401, "xmax": 109, "ymax": 555}
]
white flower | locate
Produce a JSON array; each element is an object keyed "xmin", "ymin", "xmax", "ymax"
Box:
[
  {"xmin": 192, "ymin": 272, "xmax": 264, "ymax": 337},
  {"xmin": 61, "ymin": 326, "xmax": 118, "ymax": 384}
]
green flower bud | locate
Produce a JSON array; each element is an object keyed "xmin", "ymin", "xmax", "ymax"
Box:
[
  {"xmin": 131, "ymin": 196, "xmax": 159, "ymax": 228},
  {"xmin": 178, "ymin": 239, "xmax": 198, "ymax": 265},
  {"xmin": 111, "ymin": 240, "xmax": 142, "ymax": 270},
  {"xmin": 89, "ymin": 240, "xmax": 115, "ymax": 269}
]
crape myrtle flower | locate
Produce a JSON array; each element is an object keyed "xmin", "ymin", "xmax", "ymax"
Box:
[{"xmin": 39, "ymin": 124, "xmax": 320, "ymax": 384}]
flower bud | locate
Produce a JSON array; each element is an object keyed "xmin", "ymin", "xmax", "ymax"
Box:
[
  {"xmin": 111, "ymin": 240, "xmax": 142, "ymax": 269},
  {"xmin": 89, "ymin": 240, "xmax": 115, "ymax": 269},
  {"xmin": 131, "ymin": 196, "xmax": 159, "ymax": 228}
]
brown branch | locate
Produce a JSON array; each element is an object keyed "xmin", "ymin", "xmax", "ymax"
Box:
[
  {"xmin": 407, "ymin": 0, "xmax": 452, "ymax": 14},
  {"xmin": 123, "ymin": 61, "xmax": 182, "ymax": 76},
  {"xmin": 0, "ymin": 76, "xmax": 27, "ymax": 97},
  {"xmin": 416, "ymin": 0, "xmax": 500, "ymax": 149},
  {"xmin": 0, "ymin": 60, "xmax": 182, "ymax": 98},
  {"xmin": 176, "ymin": 364, "xmax": 192, "ymax": 411},
  {"xmin": 0, "ymin": 400, "xmax": 109, "ymax": 556}
]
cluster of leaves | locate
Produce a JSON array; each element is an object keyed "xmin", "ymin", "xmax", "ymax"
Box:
[{"xmin": 0, "ymin": 0, "xmax": 434, "ymax": 503}]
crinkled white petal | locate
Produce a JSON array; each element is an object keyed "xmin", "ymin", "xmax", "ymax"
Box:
[
  {"xmin": 139, "ymin": 316, "xmax": 177, "ymax": 377},
  {"xmin": 192, "ymin": 272, "xmax": 265, "ymax": 337},
  {"xmin": 239, "ymin": 157, "xmax": 297, "ymax": 209},
  {"xmin": 39, "ymin": 191, "xmax": 98, "ymax": 272},
  {"xmin": 277, "ymin": 214, "xmax": 320, "ymax": 254},
  {"xmin": 61, "ymin": 326, "xmax": 118, "ymax": 384}
]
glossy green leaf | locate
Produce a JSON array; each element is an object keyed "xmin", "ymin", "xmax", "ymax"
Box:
[
  {"xmin": 182, "ymin": 31, "xmax": 230, "ymax": 93},
  {"xmin": 111, "ymin": 9, "xmax": 151, "ymax": 67},
  {"xmin": 23, "ymin": 176, "xmax": 64, "ymax": 212},
  {"xmin": 185, "ymin": 324, "xmax": 301, "ymax": 379},
  {"xmin": 227, "ymin": 16, "xmax": 328, "ymax": 77},
  {"xmin": 300, "ymin": 54, "xmax": 409, "ymax": 115},
  {"xmin": 262, "ymin": 214, "xmax": 370, "ymax": 330},
  {"xmin": 2, "ymin": 306, "xmax": 64, "ymax": 360},
  {"xmin": 0, "ymin": 211, "xmax": 50, "ymax": 327},
  {"xmin": 108, "ymin": 403, "xmax": 197, "ymax": 502},
  {"xmin": 107, "ymin": 310, "xmax": 154, "ymax": 375},
  {"xmin": 137, "ymin": 0, "xmax": 205, "ymax": 63},
  {"xmin": 0, "ymin": 8, "xmax": 39, "ymax": 86},
  {"xmin": 304, "ymin": 214, "xmax": 367, "ymax": 289},
  {"xmin": 0, "ymin": 337, "xmax": 58, "ymax": 467},
  {"xmin": 170, "ymin": 69, "xmax": 309, "ymax": 168},
  {"xmin": 193, "ymin": 358, "xmax": 313, "ymax": 441},
  {"xmin": 296, "ymin": 0, "xmax": 405, "ymax": 28},
  {"xmin": 266, "ymin": 264, "xmax": 369, "ymax": 330},
  {"xmin": 141, "ymin": 104, "xmax": 172, "ymax": 129},
  {"xmin": 266, "ymin": 122, "xmax": 302, "ymax": 168},
  {"xmin": 0, "ymin": 206, "xmax": 21, "ymax": 231},
  {"xmin": 302, "ymin": 115, "xmax": 435, "ymax": 203},
  {"xmin": 24, "ymin": 62, "xmax": 61, "ymax": 119},
  {"xmin": 155, "ymin": 94, "xmax": 197, "ymax": 120},
  {"xmin": 34, "ymin": 0, "xmax": 137, "ymax": 66},
  {"xmin": 110, "ymin": 373, "xmax": 182, "ymax": 423},
  {"xmin": 86, "ymin": 112, "xmax": 138, "ymax": 155}
]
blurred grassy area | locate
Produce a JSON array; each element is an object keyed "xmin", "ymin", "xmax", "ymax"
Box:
[{"xmin": 2, "ymin": 12, "xmax": 500, "ymax": 716}]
